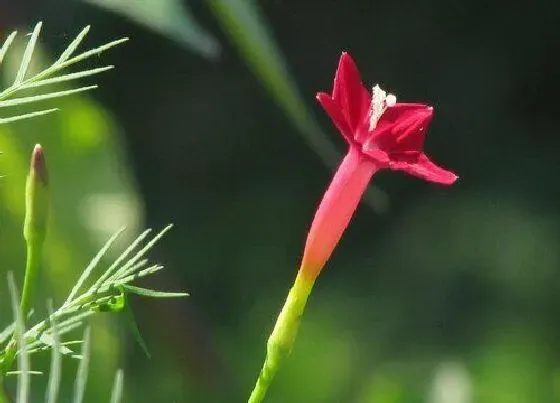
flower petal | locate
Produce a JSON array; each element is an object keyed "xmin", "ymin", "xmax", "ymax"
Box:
[
  {"xmin": 360, "ymin": 145, "xmax": 392, "ymax": 166},
  {"xmin": 392, "ymin": 107, "xmax": 433, "ymax": 151},
  {"xmin": 372, "ymin": 103, "xmax": 432, "ymax": 152},
  {"xmin": 389, "ymin": 153, "xmax": 458, "ymax": 185},
  {"xmin": 316, "ymin": 92, "xmax": 353, "ymax": 143},
  {"xmin": 331, "ymin": 52, "xmax": 371, "ymax": 132}
]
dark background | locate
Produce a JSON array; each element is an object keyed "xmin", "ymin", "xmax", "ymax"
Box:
[{"xmin": 1, "ymin": 0, "xmax": 560, "ymax": 402}]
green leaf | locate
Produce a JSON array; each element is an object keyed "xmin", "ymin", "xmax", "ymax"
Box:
[
  {"xmin": 0, "ymin": 311, "xmax": 33, "ymax": 346},
  {"xmin": 7, "ymin": 272, "xmax": 29, "ymax": 403},
  {"xmin": 92, "ymin": 228, "xmax": 152, "ymax": 290},
  {"xmin": 207, "ymin": 0, "xmax": 389, "ymax": 213},
  {"xmin": 207, "ymin": 0, "xmax": 338, "ymax": 164},
  {"xmin": 0, "ymin": 31, "xmax": 17, "ymax": 66},
  {"xmin": 73, "ymin": 327, "xmax": 91, "ymax": 403},
  {"xmin": 55, "ymin": 25, "xmax": 91, "ymax": 64},
  {"xmin": 0, "ymin": 85, "xmax": 98, "ymax": 108},
  {"xmin": 64, "ymin": 227, "xmax": 126, "ymax": 306},
  {"xmin": 13, "ymin": 22, "xmax": 42, "ymax": 85},
  {"xmin": 23, "ymin": 66, "xmax": 114, "ymax": 88},
  {"xmin": 38, "ymin": 333, "xmax": 74, "ymax": 356},
  {"xmin": 109, "ymin": 369, "xmax": 124, "ymax": 403},
  {"xmin": 0, "ymin": 324, "xmax": 14, "ymax": 346},
  {"xmin": 6, "ymin": 371, "xmax": 42, "ymax": 376},
  {"xmin": 122, "ymin": 284, "xmax": 188, "ymax": 298},
  {"xmin": 0, "ymin": 23, "xmax": 127, "ymax": 125},
  {"xmin": 0, "ymin": 108, "xmax": 58, "ymax": 124},
  {"xmin": 84, "ymin": 0, "xmax": 220, "ymax": 59},
  {"xmin": 45, "ymin": 301, "xmax": 61, "ymax": 403},
  {"xmin": 123, "ymin": 302, "xmax": 150, "ymax": 359},
  {"xmin": 98, "ymin": 224, "xmax": 173, "ymax": 288}
]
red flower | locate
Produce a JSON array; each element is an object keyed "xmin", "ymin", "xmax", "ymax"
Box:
[
  {"xmin": 247, "ymin": 53, "xmax": 459, "ymax": 403},
  {"xmin": 316, "ymin": 52, "xmax": 457, "ymax": 183},
  {"xmin": 300, "ymin": 52, "xmax": 458, "ymax": 280}
]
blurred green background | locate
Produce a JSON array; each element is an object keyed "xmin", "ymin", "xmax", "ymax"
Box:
[{"xmin": 1, "ymin": 0, "xmax": 560, "ymax": 402}]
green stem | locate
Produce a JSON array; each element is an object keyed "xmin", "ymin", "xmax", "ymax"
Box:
[
  {"xmin": 20, "ymin": 240, "xmax": 43, "ymax": 320},
  {"xmin": 1, "ymin": 240, "xmax": 43, "ymax": 378},
  {"xmin": 248, "ymin": 271, "xmax": 315, "ymax": 403},
  {"xmin": 0, "ymin": 145, "xmax": 48, "ymax": 393}
]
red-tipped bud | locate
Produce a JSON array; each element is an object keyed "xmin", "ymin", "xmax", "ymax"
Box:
[{"xmin": 23, "ymin": 144, "xmax": 49, "ymax": 243}]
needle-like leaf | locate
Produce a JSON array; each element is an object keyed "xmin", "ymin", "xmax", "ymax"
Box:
[
  {"xmin": 64, "ymin": 227, "xmax": 126, "ymax": 306},
  {"xmin": 0, "ymin": 23, "xmax": 126, "ymax": 124},
  {"xmin": 109, "ymin": 369, "xmax": 124, "ymax": 403},
  {"xmin": 22, "ymin": 66, "xmax": 114, "ymax": 89},
  {"xmin": 55, "ymin": 25, "xmax": 91, "ymax": 64},
  {"xmin": 45, "ymin": 300, "xmax": 61, "ymax": 403},
  {"xmin": 13, "ymin": 22, "xmax": 42, "ymax": 85},
  {"xmin": 73, "ymin": 327, "xmax": 91, "ymax": 403},
  {"xmin": 7, "ymin": 272, "xmax": 29, "ymax": 403},
  {"xmin": 1, "ymin": 225, "xmax": 183, "ymax": 390},
  {"xmin": 0, "ymin": 31, "xmax": 17, "ymax": 66},
  {"xmin": 0, "ymin": 85, "xmax": 97, "ymax": 107},
  {"xmin": 0, "ymin": 108, "xmax": 58, "ymax": 125},
  {"xmin": 122, "ymin": 284, "xmax": 188, "ymax": 298}
]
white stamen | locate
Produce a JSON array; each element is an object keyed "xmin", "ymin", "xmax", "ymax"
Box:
[{"xmin": 369, "ymin": 84, "xmax": 397, "ymax": 131}]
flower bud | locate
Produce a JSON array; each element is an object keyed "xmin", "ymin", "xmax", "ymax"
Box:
[{"xmin": 23, "ymin": 144, "xmax": 49, "ymax": 243}]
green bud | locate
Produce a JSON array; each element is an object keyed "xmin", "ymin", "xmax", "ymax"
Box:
[
  {"xmin": 20, "ymin": 144, "xmax": 49, "ymax": 319},
  {"xmin": 23, "ymin": 144, "xmax": 49, "ymax": 243}
]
